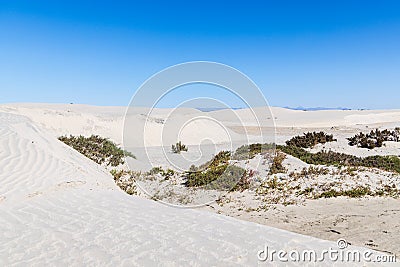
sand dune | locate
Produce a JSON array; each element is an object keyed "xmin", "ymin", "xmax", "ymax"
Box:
[
  {"xmin": 2, "ymin": 103, "xmax": 400, "ymax": 145},
  {"xmin": 0, "ymin": 109, "xmax": 391, "ymax": 265}
]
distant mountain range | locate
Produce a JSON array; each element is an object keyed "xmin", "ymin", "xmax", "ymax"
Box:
[
  {"xmin": 283, "ymin": 106, "xmax": 355, "ymax": 111},
  {"xmin": 195, "ymin": 106, "xmax": 369, "ymax": 112},
  {"xmin": 195, "ymin": 107, "xmax": 243, "ymax": 112}
]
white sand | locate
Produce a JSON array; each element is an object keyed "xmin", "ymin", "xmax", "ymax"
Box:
[{"xmin": 1, "ymin": 103, "xmax": 399, "ymax": 265}]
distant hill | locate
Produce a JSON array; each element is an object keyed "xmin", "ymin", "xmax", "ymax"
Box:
[
  {"xmin": 195, "ymin": 106, "xmax": 368, "ymax": 112},
  {"xmin": 283, "ymin": 106, "xmax": 354, "ymax": 111},
  {"xmin": 195, "ymin": 107, "xmax": 243, "ymax": 112}
]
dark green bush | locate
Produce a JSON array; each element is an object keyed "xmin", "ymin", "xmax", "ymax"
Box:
[
  {"xmin": 183, "ymin": 151, "xmax": 249, "ymax": 191},
  {"xmin": 269, "ymin": 151, "xmax": 287, "ymax": 174},
  {"xmin": 147, "ymin": 166, "xmax": 164, "ymax": 175},
  {"xmin": 59, "ymin": 135, "xmax": 135, "ymax": 166},
  {"xmin": 171, "ymin": 141, "xmax": 188, "ymax": 153},
  {"xmin": 161, "ymin": 168, "xmax": 175, "ymax": 180},
  {"xmin": 317, "ymin": 187, "xmax": 373, "ymax": 199},
  {"xmin": 233, "ymin": 143, "xmax": 275, "ymax": 160},
  {"xmin": 286, "ymin": 132, "xmax": 336, "ymax": 148},
  {"xmin": 278, "ymin": 144, "xmax": 400, "ymax": 173},
  {"xmin": 194, "ymin": 150, "xmax": 231, "ymax": 171},
  {"xmin": 110, "ymin": 169, "xmax": 133, "ymax": 181},
  {"xmin": 347, "ymin": 129, "xmax": 400, "ymax": 149}
]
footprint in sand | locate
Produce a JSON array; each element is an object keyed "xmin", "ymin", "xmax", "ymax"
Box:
[
  {"xmin": 27, "ymin": 191, "xmax": 43, "ymax": 198},
  {"xmin": 57, "ymin": 181, "xmax": 86, "ymax": 188}
]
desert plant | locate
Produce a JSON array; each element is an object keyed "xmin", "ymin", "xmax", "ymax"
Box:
[
  {"xmin": 347, "ymin": 129, "xmax": 400, "ymax": 149},
  {"xmin": 316, "ymin": 187, "xmax": 373, "ymax": 199},
  {"xmin": 161, "ymin": 168, "xmax": 175, "ymax": 180},
  {"xmin": 277, "ymin": 144, "xmax": 400, "ymax": 174},
  {"xmin": 203, "ymin": 150, "xmax": 231, "ymax": 169},
  {"xmin": 233, "ymin": 143, "xmax": 275, "ymax": 160},
  {"xmin": 171, "ymin": 141, "xmax": 188, "ymax": 153},
  {"xmin": 110, "ymin": 169, "xmax": 125, "ymax": 180},
  {"xmin": 59, "ymin": 135, "xmax": 135, "ymax": 166},
  {"xmin": 183, "ymin": 151, "xmax": 248, "ymax": 191},
  {"xmin": 269, "ymin": 151, "xmax": 287, "ymax": 174},
  {"xmin": 286, "ymin": 131, "xmax": 337, "ymax": 148},
  {"xmin": 147, "ymin": 166, "xmax": 164, "ymax": 175},
  {"xmin": 111, "ymin": 169, "xmax": 137, "ymax": 195}
]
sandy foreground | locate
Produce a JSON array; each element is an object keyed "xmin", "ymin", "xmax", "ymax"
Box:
[{"xmin": 1, "ymin": 103, "xmax": 399, "ymax": 265}]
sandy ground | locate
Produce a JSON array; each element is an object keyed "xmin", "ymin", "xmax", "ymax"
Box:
[
  {"xmin": 1, "ymin": 103, "xmax": 399, "ymax": 265},
  {"xmin": 1, "ymin": 111, "xmax": 383, "ymax": 266},
  {"xmin": 204, "ymin": 196, "xmax": 400, "ymax": 256}
]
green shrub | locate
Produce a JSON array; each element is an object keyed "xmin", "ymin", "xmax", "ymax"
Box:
[
  {"xmin": 316, "ymin": 187, "xmax": 373, "ymax": 199},
  {"xmin": 286, "ymin": 132, "xmax": 336, "ymax": 148},
  {"xmin": 269, "ymin": 151, "xmax": 287, "ymax": 174},
  {"xmin": 59, "ymin": 135, "xmax": 135, "ymax": 166},
  {"xmin": 171, "ymin": 141, "xmax": 188, "ymax": 153},
  {"xmin": 183, "ymin": 151, "xmax": 249, "ymax": 191},
  {"xmin": 110, "ymin": 169, "xmax": 137, "ymax": 195},
  {"xmin": 146, "ymin": 166, "xmax": 175, "ymax": 180},
  {"xmin": 161, "ymin": 168, "xmax": 175, "ymax": 180},
  {"xmin": 233, "ymin": 143, "xmax": 275, "ymax": 160},
  {"xmin": 266, "ymin": 176, "xmax": 279, "ymax": 189},
  {"xmin": 147, "ymin": 166, "xmax": 164, "ymax": 175},
  {"xmin": 184, "ymin": 164, "xmax": 227, "ymax": 187},
  {"xmin": 110, "ymin": 169, "xmax": 125, "ymax": 180},
  {"xmin": 347, "ymin": 129, "xmax": 400, "ymax": 149},
  {"xmin": 277, "ymin": 144, "xmax": 400, "ymax": 173},
  {"xmin": 209, "ymin": 165, "xmax": 248, "ymax": 191},
  {"xmin": 202, "ymin": 150, "xmax": 231, "ymax": 169}
]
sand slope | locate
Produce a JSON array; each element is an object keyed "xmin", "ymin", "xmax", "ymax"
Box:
[
  {"xmin": 2, "ymin": 103, "xmax": 400, "ymax": 145},
  {"xmin": 0, "ymin": 111, "xmax": 390, "ymax": 266}
]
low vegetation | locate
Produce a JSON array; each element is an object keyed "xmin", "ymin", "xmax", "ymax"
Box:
[
  {"xmin": 59, "ymin": 135, "xmax": 135, "ymax": 166},
  {"xmin": 147, "ymin": 166, "xmax": 175, "ymax": 180},
  {"xmin": 315, "ymin": 185, "xmax": 399, "ymax": 199},
  {"xmin": 67, "ymin": 130, "xmax": 400, "ymax": 204},
  {"xmin": 317, "ymin": 187, "xmax": 373, "ymax": 198},
  {"xmin": 278, "ymin": 144, "xmax": 400, "ymax": 174},
  {"xmin": 171, "ymin": 141, "xmax": 188, "ymax": 153},
  {"xmin": 110, "ymin": 169, "xmax": 137, "ymax": 195},
  {"xmin": 285, "ymin": 131, "xmax": 336, "ymax": 148},
  {"xmin": 183, "ymin": 151, "xmax": 250, "ymax": 191},
  {"xmin": 347, "ymin": 128, "xmax": 400, "ymax": 149},
  {"xmin": 268, "ymin": 151, "xmax": 287, "ymax": 175},
  {"xmin": 233, "ymin": 143, "xmax": 275, "ymax": 160}
]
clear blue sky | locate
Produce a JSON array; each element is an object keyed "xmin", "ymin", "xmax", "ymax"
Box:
[{"xmin": 1, "ymin": 1, "xmax": 400, "ymax": 109}]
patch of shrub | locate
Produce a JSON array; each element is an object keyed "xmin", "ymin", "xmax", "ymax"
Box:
[
  {"xmin": 110, "ymin": 169, "xmax": 137, "ymax": 195},
  {"xmin": 184, "ymin": 164, "xmax": 227, "ymax": 187},
  {"xmin": 285, "ymin": 131, "xmax": 337, "ymax": 148},
  {"xmin": 199, "ymin": 150, "xmax": 231, "ymax": 170},
  {"xmin": 316, "ymin": 187, "xmax": 373, "ymax": 199},
  {"xmin": 269, "ymin": 151, "xmax": 287, "ymax": 174},
  {"xmin": 171, "ymin": 141, "xmax": 188, "ymax": 153},
  {"xmin": 297, "ymin": 187, "xmax": 314, "ymax": 196},
  {"xmin": 233, "ymin": 143, "xmax": 275, "ymax": 160},
  {"xmin": 375, "ymin": 184, "xmax": 400, "ymax": 198},
  {"xmin": 360, "ymin": 155, "xmax": 400, "ymax": 173},
  {"xmin": 59, "ymin": 135, "xmax": 135, "ymax": 166},
  {"xmin": 277, "ymin": 145, "xmax": 400, "ymax": 174},
  {"xmin": 266, "ymin": 176, "xmax": 280, "ymax": 190},
  {"xmin": 147, "ymin": 166, "xmax": 175, "ymax": 179},
  {"xmin": 161, "ymin": 168, "xmax": 175, "ymax": 180},
  {"xmin": 301, "ymin": 166, "xmax": 330, "ymax": 176},
  {"xmin": 347, "ymin": 129, "xmax": 400, "ymax": 149},
  {"xmin": 110, "ymin": 169, "xmax": 128, "ymax": 181},
  {"xmin": 147, "ymin": 166, "xmax": 164, "ymax": 175},
  {"xmin": 183, "ymin": 151, "xmax": 249, "ymax": 191},
  {"xmin": 211, "ymin": 165, "xmax": 249, "ymax": 191}
]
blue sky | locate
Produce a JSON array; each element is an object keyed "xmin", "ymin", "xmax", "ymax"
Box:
[{"xmin": 1, "ymin": 1, "xmax": 400, "ymax": 109}]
